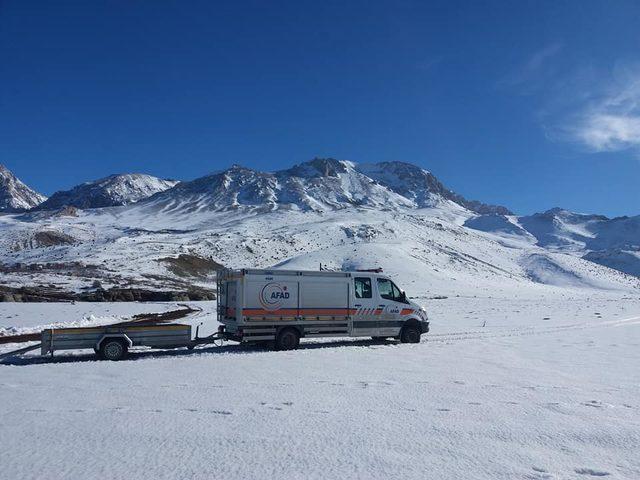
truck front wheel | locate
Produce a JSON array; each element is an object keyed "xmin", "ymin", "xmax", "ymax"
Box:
[
  {"xmin": 275, "ymin": 328, "xmax": 300, "ymax": 351},
  {"xmin": 400, "ymin": 324, "xmax": 421, "ymax": 344}
]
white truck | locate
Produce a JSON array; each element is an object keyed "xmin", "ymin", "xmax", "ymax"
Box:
[{"xmin": 217, "ymin": 268, "xmax": 429, "ymax": 350}]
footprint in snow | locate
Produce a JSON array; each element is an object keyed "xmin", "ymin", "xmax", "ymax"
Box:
[{"xmin": 574, "ymin": 467, "xmax": 610, "ymax": 476}]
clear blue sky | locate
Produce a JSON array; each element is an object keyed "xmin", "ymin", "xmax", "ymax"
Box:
[{"xmin": 1, "ymin": 0, "xmax": 639, "ymax": 215}]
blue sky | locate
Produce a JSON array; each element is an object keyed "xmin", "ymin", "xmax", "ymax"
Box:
[{"xmin": 1, "ymin": 0, "xmax": 639, "ymax": 216}]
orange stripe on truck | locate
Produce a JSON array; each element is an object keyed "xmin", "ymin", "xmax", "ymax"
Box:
[
  {"xmin": 243, "ymin": 308, "xmax": 358, "ymax": 316},
  {"xmin": 241, "ymin": 307, "xmax": 414, "ymax": 316}
]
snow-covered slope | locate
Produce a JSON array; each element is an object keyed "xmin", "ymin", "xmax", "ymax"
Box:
[
  {"xmin": 465, "ymin": 208, "xmax": 640, "ymax": 278},
  {"xmin": 0, "ymin": 164, "xmax": 47, "ymax": 212},
  {"xmin": 0, "ymin": 200, "xmax": 637, "ymax": 296},
  {"xmin": 35, "ymin": 173, "xmax": 179, "ymax": 210}
]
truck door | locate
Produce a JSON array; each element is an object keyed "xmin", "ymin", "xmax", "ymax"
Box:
[
  {"xmin": 351, "ymin": 277, "xmax": 379, "ymax": 336},
  {"xmin": 375, "ymin": 278, "xmax": 409, "ymax": 336}
]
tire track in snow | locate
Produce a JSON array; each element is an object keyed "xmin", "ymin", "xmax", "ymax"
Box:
[{"xmin": 425, "ymin": 315, "xmax": 640, "ymax": 344}]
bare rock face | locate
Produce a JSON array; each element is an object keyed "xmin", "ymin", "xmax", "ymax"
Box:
[{"xmin": 0, "ymin": 164, "xmax": 47, "ymax": 212}]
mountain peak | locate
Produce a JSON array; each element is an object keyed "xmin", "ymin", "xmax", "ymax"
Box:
[
  {"xmin": 34, "ymin": 173, "xmax": 179, "ymax": 210},
  {"xmin": 136, "ymin": 158, "xmax": 511, "ymax": 215},
  {"xmin": 356, "ymin": 161, "xmax": 511, "ymax": 215},
  {"xmin": 0, "ymin": 164, "xmax": 47, "ymax": 212},
  {"xmin": 282, "ymin": 157, "xmax": 349, "ymax": 178}
]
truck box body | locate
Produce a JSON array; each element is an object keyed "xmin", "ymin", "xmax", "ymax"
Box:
[{"xmin": 217, "ymin": 269, "xmax": 429, "ymax": 343}]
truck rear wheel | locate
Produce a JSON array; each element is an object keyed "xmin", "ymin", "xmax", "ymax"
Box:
[
  {"xmin": 99, "ymin": 339, "xmax": 128, "ymax": 361},
  {"xmin": 400, "ymin": 325, "xmax": 421, "ymax": 344},
  {"xmin": 275, "ymin": 328, "xmax": 300, "ymax": 351}
]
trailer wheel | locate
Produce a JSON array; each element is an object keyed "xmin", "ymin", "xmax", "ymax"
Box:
[
  {"xmin": 275, "ymin": 328, "xmax": 300, "ymax": 351},
  {"xmin": 400, "ymin": 324, "xmax": 421, "ymax": 344},
  {"xmin": 99, "ymin": 339, "xmax": 128, "ymax": 361}
]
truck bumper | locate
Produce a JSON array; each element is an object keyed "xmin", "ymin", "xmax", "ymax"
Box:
[{"xmin": 420, "ymin": 321, "xmax": 430, "ymax": 334}]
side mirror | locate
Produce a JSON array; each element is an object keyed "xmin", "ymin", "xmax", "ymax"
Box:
[{"xmin": 400, "ymin": 291, "xmax": 407, "ymax": 303}]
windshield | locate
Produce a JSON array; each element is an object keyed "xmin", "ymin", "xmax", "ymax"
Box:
[{"xmin": 376, "ymin": 278, "xmax": 408, "ymax": 303}]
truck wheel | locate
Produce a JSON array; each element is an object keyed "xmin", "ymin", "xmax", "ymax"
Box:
[
  {"xmin": 400, "ymin": 325, "xmax": 421, "ymax": 344},
  {"xmin": 99, "ymin": 339, "xmax": 128, "ymax": 361},
  {"xmin": 275, "ymin": 328, "xmax": 300, "ymax": 351}
]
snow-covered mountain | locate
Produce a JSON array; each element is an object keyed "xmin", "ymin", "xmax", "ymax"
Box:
[
  {"xmin": 0, "ymin": 158, "xmax": 638, "ymax": 297},
  {"xmin": 464, "ymin": 208, "xmax": 640, "ymax": 278},
  {"xmin": 139, "ymin": 158, "xmax": 509, "ymax": 214},
  {"xmin": 35, "ymin": 174, "xmax": 179, "ymax": 211},
  {"xmin": 0, "ymin": 164, "xmax": 47, "ymax": 212}
]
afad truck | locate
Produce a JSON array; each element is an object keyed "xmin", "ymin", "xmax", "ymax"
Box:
[{"xmin": 217, "ymin": 268, "xmax": 429, "ymax": 350}]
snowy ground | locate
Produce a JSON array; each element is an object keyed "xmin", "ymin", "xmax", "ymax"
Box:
[{"xmin": 1, "ymin": 293, "xmax": 639, "ymax": 480}]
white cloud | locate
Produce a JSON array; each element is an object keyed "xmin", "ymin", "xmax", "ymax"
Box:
[
  {"xmin": 567, "ymin": 67, "xmax": 640, "ymax": 153},
  {"xmin": 576, "ymin": 114, "xmax": 640, "ymax": 151}
]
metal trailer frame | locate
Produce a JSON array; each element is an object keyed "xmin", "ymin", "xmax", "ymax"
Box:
[
  {"xmin": 0, "ymin": 323, "xmax": 229, "ymax": 362},
  {"xmin": 41, "ymin": 323, "xmax": 193, "ymax": 358}
]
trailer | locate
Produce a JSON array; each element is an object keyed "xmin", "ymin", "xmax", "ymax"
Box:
[
  {"xmin": 0, "ymin": 306, "xmax": 223, "ymax": 362},
  {"xmin": 216, "ymin": 268, "xmax": 429, "ymax": 350},
  {"xmin": 40, "ymin": 323, "xmax": 194, "ymax": 360}
]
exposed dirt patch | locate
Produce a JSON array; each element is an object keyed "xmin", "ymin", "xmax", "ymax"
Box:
[
  {"xmin": 11, "ymin": 230, "xmax": 76, "ymax": 251},
  {"xmin": 33, "ymin": 230, "xmax": 75, "ymax": 247},
  {"xmin": 159, "ymin": 254, "xmax": 224, "ymax": 278},
  {"xmin": 0, "ymin": 285, "xmax": 215, "ymax": 303}
]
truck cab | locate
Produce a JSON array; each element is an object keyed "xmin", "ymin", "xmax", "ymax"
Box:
[{"xmin": 351, "ymin": 273, "xmax": 429, "ymax": 341}]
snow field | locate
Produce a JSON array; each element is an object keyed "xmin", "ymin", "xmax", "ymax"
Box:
[{"xmin": 1, "ymin": 294, "xmax": 639, "ymax": 479}]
